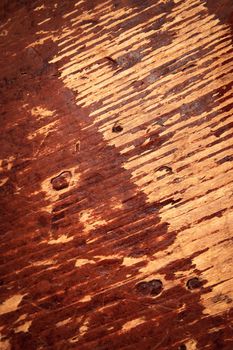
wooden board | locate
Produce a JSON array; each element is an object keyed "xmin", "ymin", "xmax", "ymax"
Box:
[{"xmin": 0, "ymin": 0, "xmax": 233, "ymax": 349}]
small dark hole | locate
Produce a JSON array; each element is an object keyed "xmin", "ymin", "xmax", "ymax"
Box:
[
  {"xmin": 112, "ymin": 125, "xmax": 123, "ymax": 133},
  {"xmin": 149, "ymin": 279, "xmax": 163, "ymax": 296},
  {"xmin": 75, "ymin": 141, "xmax": 80, "ymax": 152},
  {"xmin": 51, "ymin": 171, "xmax": 72, "ymax": 191},
  {"xmin": 187, "ymin": 277, "xmax": 202, "ymax": 290},
  {"xmin": 157, "ymin": 165, "xmax": 173, "ymax": 174},
  {"xmin": 178, "ymin": 344, "xmax": 187, "ymax": 350},
  {"xmin": 135, "ymin": 281, "xmax": 150, "ymax": 295},
  {"xmin": 135, "ymin": 279, "xmax": 163, "ymax": 296}
]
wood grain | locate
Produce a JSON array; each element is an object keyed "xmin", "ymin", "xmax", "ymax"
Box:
[{"xmin": 0, "ymin": 0, "xmax": 233, "ymax": 349}]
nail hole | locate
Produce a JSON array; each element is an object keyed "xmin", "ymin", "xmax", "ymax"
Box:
[
  {"xmin": 178, "ymin": 345, "xmax": 187, "ymax": 350},
  {"xmin": 157, "ymin": 165, "xmax": 173, "ymax": 174},
  {"xmin": 149, "ymin": 279, "xmax": 163, "ymax": 296},
  {"xmin": 135, "ymin": 281, "xmax": 148, "ymax": 294},
  {"xmin": 112, "ymin": 123, "xmax": 123, "ymax": 133},
  {"xmin": 136, "ymin": 279, "xmax": 163, "ymax": 296},
  {"xmin": 75, "ymin": 141, "xmax": 80, "ymax": 152},
  {"xmin": 187, "ymin": 277, "xmax": 202, "ymax": 290},
  {"xmin": 51, "ymin": 171, "xmax": 72, "ymax": 191}
]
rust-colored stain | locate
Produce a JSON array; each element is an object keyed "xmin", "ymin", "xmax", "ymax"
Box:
[{"xmin": 0, "ymin": 0, "xmax": 233, "ymax": 349}]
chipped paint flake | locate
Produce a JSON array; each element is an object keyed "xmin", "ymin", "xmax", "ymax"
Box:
[
  {"xmin": 75, "ymin": 259, "xmax": 94, "ymax": 267},
  {"xmin": 122, "ymin": 256, "xmax": 144, "ymax": 266},
  {"xmin": 0, "ymin": 295, "xmax": 25, "ymax": 315},
  {"xmin": 15, "ymin": 320, "xmax": 32, "ymax": 333},
  {"xmin": 48, "ymin": 234, "xmax": 73, "ymax": 244},
  {"xmin": 122, "ymin": 317, "xmax": 145, "ymax": 332},
  {"xmin": 56, "ymin": 318, "xmax": 72, "ymax": 327},
  {"xmin": 79, "ymin": 295, "xmax": 92, "ymax": 303}
]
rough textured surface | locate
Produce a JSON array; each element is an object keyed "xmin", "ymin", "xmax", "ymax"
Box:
[{"xmin": 0, "ymin": 0, "xmax": 233, "ymax": 349}]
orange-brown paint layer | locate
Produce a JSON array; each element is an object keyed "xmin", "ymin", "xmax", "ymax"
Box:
[{"xmin": 0, "ymin": 1, "xmax": 233, "ymax": 350}]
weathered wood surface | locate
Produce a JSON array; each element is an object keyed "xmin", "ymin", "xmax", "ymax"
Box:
[{"xmin": 0, "ymin": 1, "xmax": 233, "ymax": 349}]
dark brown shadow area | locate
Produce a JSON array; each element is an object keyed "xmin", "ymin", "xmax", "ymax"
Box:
[{"xmin": 205, "ymin": 0, "xmax": 233, "ymax": 33}]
